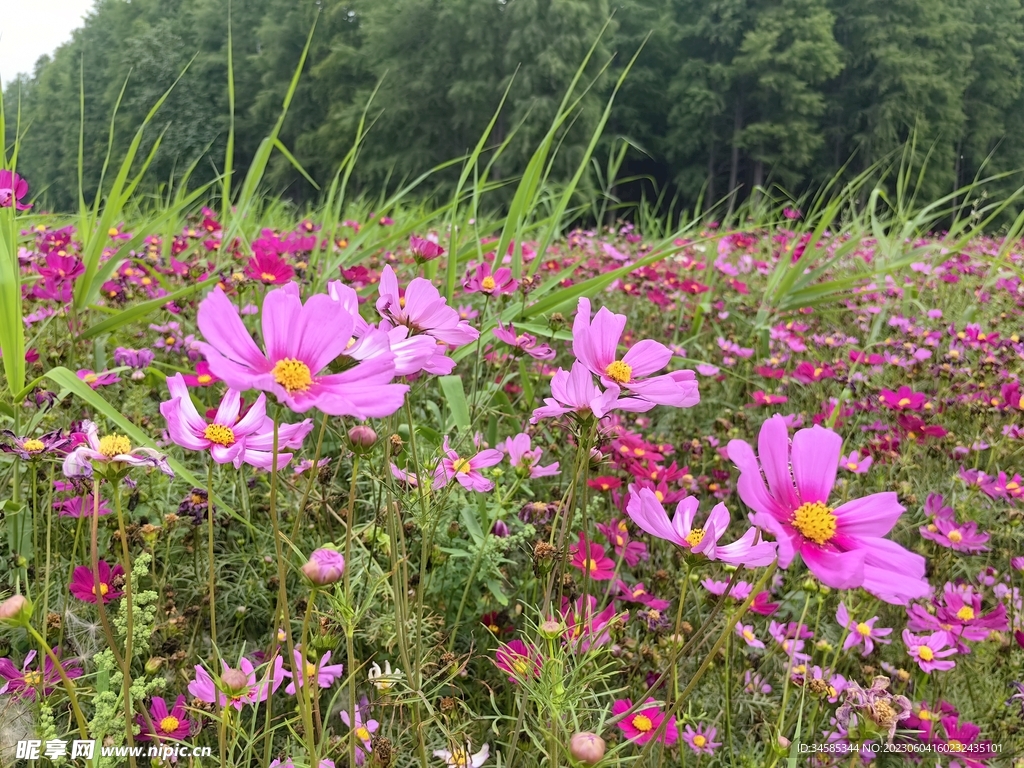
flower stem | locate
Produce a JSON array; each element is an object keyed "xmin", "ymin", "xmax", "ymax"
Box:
[
  {"xmin": 207, "ymin": 460, "xmax": 218, "ymax": 670},
  {"xmin": 113, "ymin": 482, "xmax": 139, "ymax": 768},
  {"xmin": 344, "ymin": 455, "xmax": 360, "ymax": 768},
  {"xmin": 27, "ymin": 626, "xmax": 88, "ymax": 739}
]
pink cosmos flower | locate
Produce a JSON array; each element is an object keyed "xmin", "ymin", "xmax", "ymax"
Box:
[
  {"xmin": 188, "ymin": 656, "xmax": 285, "ymax": 710},
  {"xmin": 612, "ymin": 698, "xmax": 677, "ymax": 746},
  {"xmin": 136, "ymin": 696, "xmax": 190, "ymax": 741},
  {"xmin": 530, "ymin": 361, "xmax": 650, "ymax": 422},
  {"xmin": 903, "ymin": 629, "xmax": 957, "ymax": 673},
  {"xmin": 0, "ymin": 649, "xmax": 81, "ymax": 698},
  {"xmin": 493, "ymin": 639, "xmax": 541, "ymax": 683},
  {"xmin": 183, "ymin": 361, "xmax": 220, "ymax": 387},
  {"xmin": 69, "ymin": 560, "xmax": 124, "ymax": 604},
  {"xmin": 919, "ymin": 517, "xmax": 989, "ymax": 553},
  {"xmin": 748, "ymin": 391, "xmax": 788, "ymax": 407},
  {"xmin": 376, "ymin": 265, "xmax": 478, "ymax": 347},
  {"xmin": 879, "ymin": 386, "xmax": 927, "ymax": 411},
  {"xmin": 463, "ymin": 261, "xmax": 517, "ymax": 295},
  {"xmin": 835, "ymin": 602, "xmax": 891, "ymax": 656},
  {"xmin": 409, "ymin": 235, "xmax": 444, "ymax": 263},
  {"xmin": 561, "ymin": 595, "xmax": 627, "ymax": 652},
  {"xmin": 727, "ymin": 415, "xmax": 929, "ymax": 604},
  {"xmin": 62, "ymin": 421, "xmax": 173, "ymax": 478},
  {"xmin": 598, "ymin": 520, "xmax": 648, "ymax": 567},
  {"xmin": 244, "ymin": 251, "xmax": 294, "ymax": 285},
  {"xmin": 436, "ymin": 436, "xmax": 503, "ymax": 492},
  {"xmin": 681, "ymin": 723, "xmax": 721, "ymax": 755},
  {"xmin": 160, "ymin": 374, "xmax": 268, "ymax": 463},
  {"xmin": 0, "ymin": 170, "xmax": 31, "ymax": 210},
  {"xmin": 340, "ymin": 697, "xmax": 379, "ymax": 766},
  {"xmin": 196, "ymin": 284, "xmax": 408, "ymax": 417},
  {"xmin": 735, "ymin": 623, "xmax": 765, "ymax": 649},
  {"xmin": 614, "ymin": 580, "xmax": 669, "ymax": 610},
  {"xmin": 625, "ymin": 486, "xmax": 777, "ymax": 567},
  {"xmin": 839, "ymin": 450, "xmax": 873, "ymax": 474},
  {"xmin": 570, "ymin": 532, "xmax": 616, "ymax": 580},
  {"xmin": 283, "ymin": 649, "xmax": 344, "ymax": 694},
  {"xmin": 492, "ymin": 322, "xmax": 556, "ymax": 359},
  {"xmin": 702, "ymin": 578, "xmax": 753, "ymax": 602},
  {"xmin": 77, "ymin": 369, "xmax": 120, "ymax": 389},
  {"xmin": 500, "ymin": 433, "xmax": 559, "ymax": 478},
  {"xmin": 572, "ymin": 298, "xmax": 700, "ymax": 409}
]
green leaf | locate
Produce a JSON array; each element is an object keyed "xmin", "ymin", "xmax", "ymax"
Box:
[
  {"xmin": 486, "ymin": 578, "xmax": 509, "ymax": 607},
  {"xmin": 43, "ymin": 367, "xmax": 253, "ymax": 533},
  {"xmin": 439, "ymin": 375, "xmax": 471, "ymax": 432},
  {"xmin": 459, "ymin": 506, "xmax": 485, "ymax": 547}
]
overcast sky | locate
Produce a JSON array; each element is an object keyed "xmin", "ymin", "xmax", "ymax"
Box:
[{"xmin": 1, "ymin": 0, "xmax": 94, "ymax": 86}]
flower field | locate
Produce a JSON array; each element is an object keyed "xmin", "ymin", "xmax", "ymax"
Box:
[{"xmin": 1, "ymin": 157, "xmax": 1024, "ymax": 767}]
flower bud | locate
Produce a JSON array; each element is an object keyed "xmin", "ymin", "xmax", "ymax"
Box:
[
  {"xmin": 490, "ymin": 520, "xmax": 510, "ymax": 538},
  {"xmin": 538, "ymin": 619, "xmax": 563, "ymax": 640},
  {"xmin": 220, "ymin": 667, "xmax": 250, "ymax": 695},
  {"xmin": 145, "ymin": 657, "xmax": 165, "ymax": 675},
  {"xmin": 0, "ymin": 594, "xmax": 32, "ymax": 627},
  {"xmin": 348, "ymin": 425, "xmax": 378, "ymax": 454},
  {"xmin": 301, "ymin": 548, "xmax": 346, "ymax": 586},
  {"xmin": 570, "ymin": 732, "xmax": 606, "ymax": 765}
]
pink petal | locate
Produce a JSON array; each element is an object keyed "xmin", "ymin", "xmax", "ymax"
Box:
[
  {"xmin": 833, "ymin": 493, "xmax": 905, "ymax": 538},
  {"xmin": 791, "ymin": 425, "xmax": 841, "ymax": 504}
]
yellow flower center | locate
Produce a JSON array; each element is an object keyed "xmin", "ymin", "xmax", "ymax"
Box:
[
  {"xmin": 897, "ymin": 397, "xmax": 911, "ymax": 407},
  {"xmin": 452, "ymin": 458, "xmax": 472, "ymax": 474},
  {"xmin": 197, "ymin": 374, "xmax": 212, "ymax": 384},
  {"xmin": 947, "ymin": 530, "xmax": 963, "ymax": 543},
  {"xmin": 1008, "ymin": 481, "xmax": 1020, "ymax": 491},
  {"xmin": 23, "ymin": 671, "xmax": 43, "ymax": 687},
  {"xmin": 272, "ymin": 358, "xmax": 313, "ymax": 393},
  {"xmin": 693, "ymin": 735, "xmax": 707, "ymax": 747},
  {"xmin": 919, "ymin": 709, "xmax": 932, "ymax": 721},
  {"xmin": 488, "ymin": 624, "xmax": 500, "ymax": 634},
  {"xmin": 512, "ymin": 658, "xmax": 531, "ymax": 676},
  {"xmin": 956, "ymin": 606, "xmax": 975, "ymax": 621},
  {"xmin": 846, "ymin": 462, "xmax": 858, "ymax": 470},
  {"xmin": 481, "ymin": 275, "xmax": 496, "ymax": 291},
  {"xmin": 108, "ymin": 227, "xmax": 119, "ymax": 237},
  {"xmin": 917, "ymin": 646, "xmax": 934, "ymax": 661},
  {"xmin": 84, "ymin": 373, "xmax": 98, "ymax": 383},
  {"xmin": 203, "ymin": 424, "xmax": 236, "ymax": 447},
  {"xmin": 355, "ymin": 726, "xmax": 371, "ymax": 741},
  {"xmin": 159, "ymin": 716, "xmax": 180, "ymax": 733},
  {"xmin": 92, "ymin": 583, "xmax": 110, "ymax": 597},
  {"xmin": 261, "ymin": 272, "xmax": 278, "ymax": 282},
  {"xmin": 305, "ymin": 662, "xmax": 317, "ymax": 680},
  {"xmin": 792, "ymin": 501, "xmax": 837, "ymax": 545},
  {"xmin": 856, "ymin": 622, "xmax": 872, "ymax": 637},
  {"xmin": 98, "ymin": 434, "xmax": 132, "ymax": 458},
  {"xmin": 605, "ymin": 359, "xmax": 632, "ymax": 384},
  {"xmin": 586, "ymin": 559, "xmax": 599, "ymax": 572},
  {"xmin": 743, "ymin": 629, "xmax": 755, "ymax": 641},
  {"xmin": 22, "ymin": 439, "xmax": 45, "ymax": 452},
  {"xmin": 685, "ymin": 528, "xmax": 706, "ymax": 548},
  {"xmin": 947, "ymin": 740, "xmax": 965, "ymax": 753},
  {"xmin": 631, "ymin": 714, "xmax": 653, "ymax": 732}
]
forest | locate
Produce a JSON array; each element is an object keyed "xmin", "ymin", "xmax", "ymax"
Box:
[{"xmin": 6, "ymin": 0, "xmax": 1024, "ymax": 212}]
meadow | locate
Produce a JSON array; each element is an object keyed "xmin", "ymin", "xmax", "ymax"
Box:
[{"xmin": 1, "ymin": 37, "xmax": 1024, "ymax": 768}]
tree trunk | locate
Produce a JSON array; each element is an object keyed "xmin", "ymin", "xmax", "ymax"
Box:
[{"xmin": 727, "ymin": 98, "xmax": 743, "ymax": 216}]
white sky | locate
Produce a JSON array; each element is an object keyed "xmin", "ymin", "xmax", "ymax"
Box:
[{"xmin": 0, "ymin": 0, "xmax": 95, "ymax": 86}]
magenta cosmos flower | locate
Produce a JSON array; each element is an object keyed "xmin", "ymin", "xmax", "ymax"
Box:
[
  {"xmin": 409, "ymin": 234, "xmax": 444, "ymax": 263},
  {"xmin": 464, "ymin": 261, "xmax": 517, "ymax": 295},
  {"xmin": 879, "ymin": 386, "xmax": 927, "ymax": 411},
  {"xmin": 492, "ymin": 322, "xmax": 555, "ymax": 360},
  {"xmin": 436, "ymin": 436, "xmax": 503, "ymax": 492},
  {"xmin": 188, "ymin": 656, "xmax": 285, "ymax": 710},
  {"xmin": 160, "ymin": 373, "xmax": 270, "ymax": 465},
  {"xmin": 69, "ymin": 560, "xmax": 124, "ymax": 604},
  {"xmin": 501, "ymin": 432, "xmax": 559, "ymax": 478},
  {"xmin": 572, "ymin": 298, "xmax": 700, "ymax": 409},
  {"xmin": 0, "ymin": 649, "xmax": 81, "ymax": 698},
  {"xmin": 0, "ymin": 170, "xmax": 31, "ymax": 210},
  {"xmin": 244, "ymin": 251, "xmax": 294, "ymax": 285},
  {"xmin": 196, "ymin": 284, "xmax": 408, "ymax": 417},
  {"xmin": 570, "ymin": 532, "xmax": 617, "ymax": 580},
  {"xmin": 835, "ymin": 602, "xmax": 891, "ymax": 656},
  {"xmin": 902, "ymin": 629, "xmax": 957, "ymax": 673},
  {"xmin": 681, "ymin": 723, "xmax": 721, "ymax": 755},
  {"xmin": 494, "ymin": 639, "xmax": 541, "ymax": 683},
  {"xmin": 62, "ymin": 421, "xmax": 173, "ymax": 478},
  {"xmin": 625, "ymin": 486, "xmax": 777, "ymax": 567},
  {"xmin": 612, "ymin": 698, "xmax": 677, "ymax": 746},
  {"xmin": 727, "ymin": 415, "xmax": 929, "ymax": 604},
  {"xmin": 136, "ymin": 695, "xmax": 191, "ymax": 741}
]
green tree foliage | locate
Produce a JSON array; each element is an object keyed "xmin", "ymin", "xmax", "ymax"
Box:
[{"xmin": 6, "ymin": 0, "xmax": 1024, "ymax": 213}]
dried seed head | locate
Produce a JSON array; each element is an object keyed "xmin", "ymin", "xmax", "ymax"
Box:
[{"xmin": 371, "ymin": 735, "xmax": 393, "ymax": 765}]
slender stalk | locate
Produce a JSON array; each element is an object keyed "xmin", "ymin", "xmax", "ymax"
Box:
[
  {"xmin": 344, "ymin": 455, "xmax": 360, "ymax": 768},
  {"xmin": 27, "ymin": 626, "xmax": 89, "ymax": 738},
  {"xmin": 207, "ymin": 460, "xmax": 218, "ymax": 669},
  {"xmin": 112, "ymin": 482, "xmax": 138, "ymax": 768}
]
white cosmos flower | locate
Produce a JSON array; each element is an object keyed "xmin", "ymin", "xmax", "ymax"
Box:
[
  {"xmin": 433, "ymin": 742, "xmax": 489, "ymax": 767},
  {"xmin": 367, "ymin": 660, "xmax": 405, "ymax": 691}
]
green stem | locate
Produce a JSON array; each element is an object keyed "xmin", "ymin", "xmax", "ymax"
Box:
[
  {"xmin": 207, "ymin": 460, "xmax": 218, "ymax": 669},
  {"xmin": 28, "ymin": 626, "xmax": 89, "ymax": 739},
  {"xmin": 344, "ymin": 455, "xmax": 360, "ymax": 768},
  {"xmin": 113, "ymin": 481, "xmax": 138, "ymax": 767}
]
